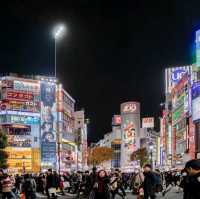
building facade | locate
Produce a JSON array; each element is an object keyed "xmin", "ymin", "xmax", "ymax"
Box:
[{"xmin": 0, "ymin": 74, "xmax": 87, "ymax": 173}]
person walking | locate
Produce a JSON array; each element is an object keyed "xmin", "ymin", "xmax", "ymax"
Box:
[
  {"xmin": 92, "ymin": 170, "xmax": 110, "ymax": 199},
  {"xmin": 46, "ymin": 169, "xmax": 57, "ymax": 199},
  {"xmin": 1, "ymin": 174, "xmax": 15, "ymax": 199},
  {"xmin": 22, "ymin": 174, "xmax": 36, "ymax": 199},
  {"xmin": 184, "ymin": 159, "xmax": 200, "ymax": 199},
  {"xmin": 143, "ymin": 164, "xmax": 156, "ymax": 199},
  {"xmin": 110, "ymin": 172, "xmax": 124, "ymax": 199}
]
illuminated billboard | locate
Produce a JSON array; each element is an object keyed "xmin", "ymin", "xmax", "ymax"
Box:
[
  {"xmin": 189, "ymin": 118, "xmax": 195, "ymax": 159},
  {"xmin": 120, "ymin": 102, "xmax": 140, "ymax": 169},
  {"xmin": 6, "ymin": 89, "xmax": 33, "ymax": 101},
  {"xmin": 165, "ymin": 66, "xmax": 193, "ymax": 94},
  {"xmin": 13, "ymin": 80, "xmax": 40, "ymax": 93},
  {"xmin": 40, "ymin": 81, "xmax": 57, "ymax": 167},
  {"xmin": 5, "ymin": 147, "xmax": 32, "ymax": 173},
  {"xmin": 142, "ymin": 117, "xmax": 154, "ymax": 128},
  {"xmin": 121, "ymin": 102, "xmax": 140, "ymax": 114},
  {"xmin": 192, "ymin": 81, "xmax": 200, "ymax": 121},
  {"xmin": 196, "ymin": 30, "xmax": 200, "ymax": 68}
]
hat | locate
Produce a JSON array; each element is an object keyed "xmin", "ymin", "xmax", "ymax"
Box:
[{"xmin": 185, "ymin": 159, "xmax": 200, "ymax": 170}]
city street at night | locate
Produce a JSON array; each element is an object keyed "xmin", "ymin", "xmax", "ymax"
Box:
[{"xmin": 2, "ymin": 1, "xmax": 200, "ymax": 199}]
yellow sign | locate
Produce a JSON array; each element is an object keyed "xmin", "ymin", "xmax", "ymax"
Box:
[{"xmin": 32, "ymin": 148, "xmax": 41, "ymax": 173}]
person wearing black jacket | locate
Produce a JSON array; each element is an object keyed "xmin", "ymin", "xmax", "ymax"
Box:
[
  {"xmin": 143, "ymin": 164, "xmax": 156, "ymax": 199},
  {"xmin": 46, "ymin": 169, "xmax": 59, "ymax": 199},
  {"xmin": 184, "ymin": 159, "xmax": 200, "ymax": 199}
]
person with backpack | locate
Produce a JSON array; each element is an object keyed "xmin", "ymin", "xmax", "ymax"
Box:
[
  {"xmin": 22, "ymin": 174, "xmax": 36, "ymax": 199},
  {"xmin": 153, "ymin": 169, "xmax": 163, "ymax": 193},
  {"xmin": 110, "ymin": 172, "xmax": 124, "ymax": 199}
]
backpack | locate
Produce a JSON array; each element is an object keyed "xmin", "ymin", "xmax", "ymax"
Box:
[
  {"xmin": 110, "ymin": 178, "xmax": 118, "ymax": 191},
  {"xmin": 24, "ymin": 179, "xmax": 34, "ymax": 192},
  {"xmin": 153, "ymin": 173, "xmax": 163, "ymax": 192}
]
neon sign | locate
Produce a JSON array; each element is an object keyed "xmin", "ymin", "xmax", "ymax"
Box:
[
  {"xmin": 10, "ymin": 115, "xmax": 40, "ymax": 124},
  {"xmin": 196, "ymin": 30, "xmax": 200, "ymax": 68},
  {"xmin": 171, "ymin": 69, "xmax": 186, "ymax": 83},
  {"xmin": 123, "ymin": 103, "xmax": 137, "ymax": 113},
  {"xmin": 14, "ymin": 80, "xmax": 40, "ymax": 93},
  {"xmin": 6, "ymin": 90, "xmax": 33, "ymax": 101}
]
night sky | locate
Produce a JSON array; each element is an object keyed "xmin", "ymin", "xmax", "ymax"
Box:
[{"xmin": 0, "ymin": 1, "xmax": 199, "ymax": 142}]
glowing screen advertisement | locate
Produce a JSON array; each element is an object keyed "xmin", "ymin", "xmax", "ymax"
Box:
[
  {"xmin": 165, "ymin": 66, "xmax": 193, "ymax": 94},
  {"xmin": 192, "ymin": 82, "xmax": 200, "ymax": 121},
  {"xmin": 40, "ymin": 82, "xmax": 57, "ymax": 167},
  {"xmin": 120, "ymin": 102, "xmax": 140, "ymax": 169},
  {"xmin": 196, "ymin": 30, "xmax": 200, "ymax": 68}
]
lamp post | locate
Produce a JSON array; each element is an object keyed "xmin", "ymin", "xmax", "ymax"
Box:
[
  {"xmin": 53, "ymin": 24, "xmax": 66, "ymax": 175},
  {"xmin": 53, "ymin": 24, "xmax": 66, "ymax": 77}
]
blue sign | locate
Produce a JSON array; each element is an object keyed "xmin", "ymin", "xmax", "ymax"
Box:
[
  {"xmin": 192, "ymin": 82, "xmax": 200, "ymax": 100},
  {"xmin": 40, "ymin": 81, "xmax": 57, "ymax": 166},
  {"xmin": 41, "ymin": 142, "xmax": 56, "ymax": 163},
  {"xmin": 171, "ymin": 69, "xmax": 186, "ymax": 83},
  {"xmin": 196, "ymin": 30, "xmax": 200, "ymax": 68}
]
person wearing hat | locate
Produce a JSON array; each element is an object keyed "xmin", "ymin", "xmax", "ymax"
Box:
[{"xmin": 184, "ymin": 159, "xmax": 200, "ymax": 199}]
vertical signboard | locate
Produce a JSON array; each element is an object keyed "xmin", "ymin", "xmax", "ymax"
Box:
[
  {"xmin": 189, "ymin": 118, "xmax": 196, "ymax": 159},
  {"xmin": 120, "ymin": 102, "xmax": 140, "ymax": 171},
  {"xmin": 40, "ymin": 81, "xmax": 57, "ymax": 168},
  {"xmin": 192, "ymin": 81, "xmax": 200, "ymax": 121},
  {"xmin": 196, "ymin": 30, "xmax": 200, "ymax": 69}
]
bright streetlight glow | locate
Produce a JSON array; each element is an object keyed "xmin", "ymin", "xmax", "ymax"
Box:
[{"xmin": 53, "ymin": 24, "xmax": 66, "ymax": 39}]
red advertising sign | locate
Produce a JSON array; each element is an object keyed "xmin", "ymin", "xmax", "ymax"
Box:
[
  {"xmin": 189, "ymin": 117, "xmax": 195, "ymax": 159},
  {"xmin": 6, "ymin": 90, "xmax": 33, "ymax": 101},
  {"xmin": 142, "ymin": 117, "xmax": 154, "ymax": 128}
]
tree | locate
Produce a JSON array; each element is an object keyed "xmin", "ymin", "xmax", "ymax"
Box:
[
  {"xmin": 130, "ymin": 147, "xmax": 149, "ymax": 167},
  {"xmin": 0, "ymin": 130, "xmax": 8, "ymax": 168},
  {"xmin": 88, "ymin": 147, "xmax": 113, "ymax": 166}
]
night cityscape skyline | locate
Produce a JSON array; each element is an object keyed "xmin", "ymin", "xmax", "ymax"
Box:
[{"xmin": 0, "ymin": 1, "xmax": 199, "ymax": 143}]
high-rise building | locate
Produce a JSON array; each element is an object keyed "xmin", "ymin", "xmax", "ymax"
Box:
[{"xmin": 0, "ymin": 74, "xmax": 82, "ymax": 173}]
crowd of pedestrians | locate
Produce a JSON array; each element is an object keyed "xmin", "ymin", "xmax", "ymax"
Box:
[{"xmin": 0, "ymin": 159, "xmax": 200, "ymax": 199}]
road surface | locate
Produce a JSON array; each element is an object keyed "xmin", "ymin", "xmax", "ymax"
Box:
[{"xmin": 38, "ymin": 187, "xmax": 183, "ymax": 199}]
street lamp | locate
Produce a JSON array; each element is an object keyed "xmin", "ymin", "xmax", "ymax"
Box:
[
  {"xmin": 53, "ymin": 24, "xmax": 66, "ymax": 77},
  {"xmin": 53, "ymin": 24, "xmax": 66, "ymax": 175}
]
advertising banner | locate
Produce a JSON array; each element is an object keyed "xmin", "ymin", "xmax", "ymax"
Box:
[
  {"xmin": 196, "ymin": 29, "xmax": 200, "ymax": 68},
  {"xmin": 189, "ymin": 118, "xmax": 195, "ymax": 159},
  {"xmin": 121, "ymin": 102, "xmax": 140, "ymax": 115},
  {"xmin": 8, "ymin": 135, "xmax": 31, "ymax": 147},
  {"xmin": 120, "ymin": 102, "xmax": 140, "ymax": 169},
  {"xmin": 6, "ymin": 89, "xmax": 33, "ymax": 101},
  {"xmin": 6, "ymin": 147, "xmax": 32, "ymax": 173},
  {"xmin": 13, "ymin": 80, "xmax": 40, "ymax": 93},
  {"xmin": 142, "ymin": 117, "xmax": 154, "ymax": 128},
  {"xmin": 0, "ymin": 101, "xmax": 40, "ymax": 113},
  {"xmin": 40, "ymin": 82, "xmax": 57, "ymax": 167},
  {"xmin": 192, "ymin": 81, "xmax": 200, "ymax": 121},
  {"xmin": 165, "ymin": 66, "xmax": 193, "ymax": 94}
]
